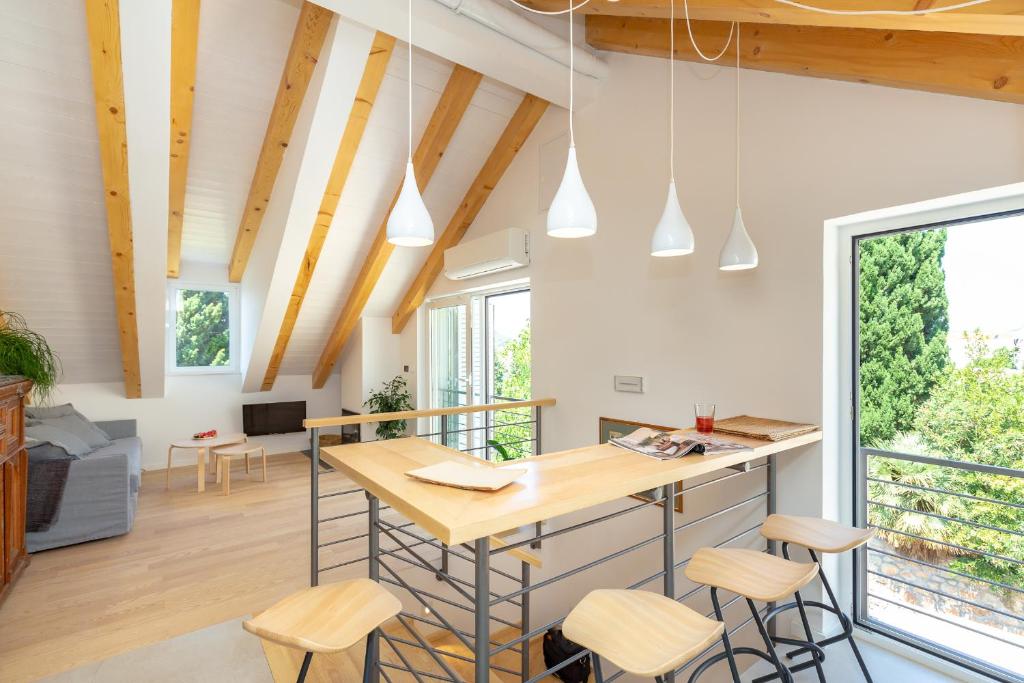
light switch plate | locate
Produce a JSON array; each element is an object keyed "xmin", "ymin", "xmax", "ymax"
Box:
[{"xmin": 614, "ymin": 375, "xmax": 644, "ymax": 393}]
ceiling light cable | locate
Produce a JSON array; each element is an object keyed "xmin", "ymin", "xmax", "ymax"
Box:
[
  {"xmin": 504, "ymin": 0, "xmax": 595, "ymax": 15},
  {"xmin": 773, "ymin": 0, "xmax": 991, "ymax": 15},
  {"xmin": 683, "ymin": 0, "xmax": 735, "ymax": 63}
]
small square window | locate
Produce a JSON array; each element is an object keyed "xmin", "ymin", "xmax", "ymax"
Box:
[{"xmin": 166, "ymin": 284, "xmax": 239, "ymax": 374}]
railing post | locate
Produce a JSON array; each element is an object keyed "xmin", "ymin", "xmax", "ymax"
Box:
[
  {"xmin": 521, "ymin": 560, "xmax": 531, "ymax": 681},
  {"xmin": 766, "ymin": 453, "xmax": 777, "ymax": 637},
  {"xmin": 367, "ymin": 491, "xmax": 381, "ymax": 683},
  {"xmin": 474, "ymin": 536, "xmax": 491, "ymax": 682},
  {"xmin": 534, "ymin": 404, "xmax": 542, "ymax": 455},
  {"xmin": 310, "ymin": 426, "xmax": 319, "ymax": 587},
  {"xmin": 440, "ymin": 413, "xmax": 449, "ymax": 448},
  {"xmin": 663, "ymin": 481, "xmax": 676, "ymax": 683}
]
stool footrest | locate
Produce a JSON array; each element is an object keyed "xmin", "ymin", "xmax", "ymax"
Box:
[{"xmin": 687, "ymin": 646, "xmax": 776, "ymax": 683}]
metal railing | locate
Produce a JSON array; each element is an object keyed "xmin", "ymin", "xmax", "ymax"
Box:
[
  {"xmin": 305, "ymin": 402, "xmax": 781, "ymax": 682},
  {"xmin": 305, "ymin": 399, "xmax": 552, "ymax": 682},
  {"xmin": 856, "ymin": 447, "xmax": 1024, "ymax": 683}
]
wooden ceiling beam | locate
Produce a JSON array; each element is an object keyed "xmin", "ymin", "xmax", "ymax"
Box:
[
  {"xmin": 85, "ymin": 0, "xmax": 142, "ymax": 398},
  {"xmin": 311, "ymin": 65, "xmax": 483, "ymax": 389},
  {"xmin": 520, "ymin": 0, "xmax": 1024, "ymax": 36},
  {"xmin": 586, "ymin": 15, "xmax": 1024, "ymax": 104},
  {"xmin": 227, "ymin": 1, "xmax": 333, "ymax": 283},
  {"xmin": 261, "ymin": 32, "xmax": 397, "ymax": 392},
  {"xmin": 391, "ymin": 94, "xmax": 549, "ymax": 335},
  {"xmin": 167, "ymin": 0, "xmax": 200, "ymax": 278}
]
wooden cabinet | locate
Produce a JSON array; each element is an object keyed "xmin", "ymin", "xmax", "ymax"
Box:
[{"xmin": 0, "ymin": 377, "xmax": 31, "ymax": 605}]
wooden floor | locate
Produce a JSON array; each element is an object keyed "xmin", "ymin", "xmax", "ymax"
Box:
[{"xmin": 0, "ymin": 452, "xmax": 354, "ymax": 682}]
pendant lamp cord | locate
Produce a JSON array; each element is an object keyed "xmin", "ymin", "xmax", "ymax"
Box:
[
  {"xmin": 735, "ymin": 25, "xmax": 740, "ymax": 207},
  {"xmin": 568, "ymin": 0, "xmax": 575, "ymax": 148},
  {"xmin": 669, "ymin": 0, "xmax": 674, "ymax": 183},
  {"xmin": 408, "ymin": 0, "xmax": 413, "ymax": 162}
]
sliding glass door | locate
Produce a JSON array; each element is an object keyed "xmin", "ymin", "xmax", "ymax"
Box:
[
  {"xmin": 427, "ymin": 287, "xmax": 532, "ymax": 460},
  {"xmin": 852, "ymin": 211, "xmax": 1024, "ymax": 681}
]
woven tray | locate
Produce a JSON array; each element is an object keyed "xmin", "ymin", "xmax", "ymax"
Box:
[{"xmin": 712, "ymin": 415, "xmax": 819, "ymax": 442}]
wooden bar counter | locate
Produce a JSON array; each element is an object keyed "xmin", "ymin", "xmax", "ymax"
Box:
[{"xmin": 319, "ymin": 428, "xmax": 821, "ymax": 546}]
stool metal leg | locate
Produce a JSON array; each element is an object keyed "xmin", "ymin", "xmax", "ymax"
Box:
[
  {"xmin": 810, "ymin": 549, "xmax": 873, "ymax": 683},
  {"xmin": 362, "ymin": 629, "xmax": 378, "ymax": 683},
  {"xmin": 747, "ymin": 599, "xmax": 793, "ymax": 683},
  {"xmin": 782, "ymin": 543, "xmax": 826, "ymax": 683},
  {"xmin": 592, "ymin": 652, "xmax": 604, "ymax": 683},
  {"xmin": 297, "ymin": 651, "xmax": 313, "ymax": 683},
  {"xmin": 712, "ymin": 588, "xmax": 741, "ymax": 683}
]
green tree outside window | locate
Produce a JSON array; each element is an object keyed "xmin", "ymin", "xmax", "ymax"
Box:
[{"xmin": 175, "ymin": 289, "xmax": 230, "ymax": 368}]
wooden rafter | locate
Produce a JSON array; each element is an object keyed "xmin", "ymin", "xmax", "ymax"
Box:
[
  {"xmin": 85, "ymin": 0, "xmax": 142, "ymax": 398},
  {"xmin": 260, "ymin": 32, "xmax": 397, "ymax": 392},
  {"xmin": 520, "ymin": 0, "xmax": 1024, "ymax": 36},
  {"xmin": 311, "ymin": 65, "xmax": 484, "ymax": 389},
  {"xmin": 391, "ymin": 94, "xmax": 549, "ymax": 334},
  {"xmin": 167, "ymin": 0, "xmax": 200, "ymax": 278},
  {"xmin": 587, "ymin": 15, "xmax": 1024, "ymax": 104},
  {"xmin": 227, "ymin": 1, "xmax": 333, "ymax": 283}
]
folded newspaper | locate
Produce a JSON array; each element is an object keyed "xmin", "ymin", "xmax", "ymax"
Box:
[{"xmin": 609, "ymin": 428, "xmax": 750, "ymax": 461}]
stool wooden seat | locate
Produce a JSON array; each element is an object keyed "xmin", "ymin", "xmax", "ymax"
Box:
[
  {"xmin": 684, "ymin": 548, "xmax": 818, "ymax": 603},
  {"xmin": 761, "ymin": 514, "xmax": 873, "ymax": 554},
  {"xmin": 244, "ymin": 579, "xmax": 400, "ymax": 683},
  {"xmin": 563, "ymin": 589, "xmax": 724, "ymax": 679}
]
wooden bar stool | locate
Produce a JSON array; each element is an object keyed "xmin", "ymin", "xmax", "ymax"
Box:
[
  {"xmin": 243, "ymin": 578, "xmax": 401, "ymax": 683},
  {"xmin": 758, "ymin": 514, "xmax": 875, "ymax": 683},
  {"xmin": 562, "ymin": 589, "xmax": 725, "ymax": 683},
  {"xmin": 684, "ymin": 547, "xmax": 823, "ymax": 683}
]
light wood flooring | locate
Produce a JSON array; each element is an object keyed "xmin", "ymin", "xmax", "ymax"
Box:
[{"xmin": 0, "ymin": 452, "xmax": 350, "ymax": 682}]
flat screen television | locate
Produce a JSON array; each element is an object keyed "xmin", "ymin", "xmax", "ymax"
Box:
[{"xmin": 243, "ymin": 400, "xmax": 306, "ymax": 436}]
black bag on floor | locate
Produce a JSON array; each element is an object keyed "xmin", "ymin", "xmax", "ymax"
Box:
[{"xmin": 543, "ymin": 627, "xmax": 591, "ymax": 683}]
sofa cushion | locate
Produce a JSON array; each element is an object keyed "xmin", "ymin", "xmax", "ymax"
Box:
[
  {"xmin": 26, "ymin": 403, "xmax": 78, "ymax": 420},
  {"xmin": 84, "ymin": 436, "xmax": 143, "ymax": 493},
  {"xmin": 25, "ymin": 423, "xmax": 91, "ymax": 457},
  {"xmin": 28, "ymin": 414, "xmax": 112, "ymax": 450}
]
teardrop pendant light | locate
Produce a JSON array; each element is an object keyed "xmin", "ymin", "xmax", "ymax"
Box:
[
  {"xmin": 547, "ymin": 0, "xmax": 596, "ymax": 239},
  {"xmin": 719, "ymin": 25, "xmax": 758, "ymax": 271},
  {"xmin": 650, "ymin": 0, "xmax": 694, "ymax": 257},
  {"xmin": 387, "ymin": 0, "xmax": 434, "ymax": 247}
]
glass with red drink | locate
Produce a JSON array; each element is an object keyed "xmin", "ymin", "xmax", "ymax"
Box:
[{"xmin": 695, "ymin": 403, "xmax": 716, "ymax": 434}]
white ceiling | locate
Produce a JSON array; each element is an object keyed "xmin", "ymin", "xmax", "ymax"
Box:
[
  {"xmin": 0, "ymin": 0, "xmax": 125, "ymax": 384},
  {"xmin": 181, "ymin": 0, "xmax": 300, "ymax": 265}
]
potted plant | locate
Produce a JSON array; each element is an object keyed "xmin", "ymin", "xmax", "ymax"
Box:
[
  {"xmin": 0, "ymin": 311, "xmax": 61, "ymax": 404},
  {"xmin": 364, "ymin": 375, "xmax": 413, "ymax": 440}
]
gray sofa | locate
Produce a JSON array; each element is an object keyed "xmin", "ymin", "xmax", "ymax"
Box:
[{"xmin": 26, "ymin": 419, "xmax": 142, "ymax": 553}]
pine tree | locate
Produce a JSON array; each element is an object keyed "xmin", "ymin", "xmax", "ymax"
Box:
[{"xmin": 857, "ymin": 229, "xmax": 950, "ymax": 446}]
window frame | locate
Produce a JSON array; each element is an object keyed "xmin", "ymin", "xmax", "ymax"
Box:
[{"xmin": 165, "ymin": 281, "xmax": 240, "ymax": 376}]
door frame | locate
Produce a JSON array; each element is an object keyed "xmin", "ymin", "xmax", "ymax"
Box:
[{"xmin": 822, "ymin": 181, "xmax": 1024, "ymax": 680}]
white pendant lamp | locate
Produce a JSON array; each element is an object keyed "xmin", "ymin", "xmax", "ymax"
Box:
[
  {"xmin": 547, "ymin": 0, "xmax": 596, "ymax": 239},
  {"xmin": 651, "ymin": 0, "xmax": 694, "ymax": 257},
  {"xmin": 387, "ymin": 0, "xmax": 434, "ymax": 247},
  {"xmin": 719, "ymin": 25, "xmax": 757, "ymax": 270}
]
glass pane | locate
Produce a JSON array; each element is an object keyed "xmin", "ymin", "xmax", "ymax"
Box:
[
  {"xmin": 856, "ymin": 214, "xmax": 1024, "ymax": 677},
  {"xmin": 485, "ymin": 290, "xmax": 531, "ymax": 461},
  {"xmin": 429, "ymin": 303, "xmax": 469, "ymax": 449},
  {"xmin": 175, "ymin": 289, "xmax": 230, "ymax": 368}
]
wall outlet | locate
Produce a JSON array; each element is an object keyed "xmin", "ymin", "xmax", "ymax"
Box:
[{"xmin": 614, "ymin": 375, "xmax": 644, "ymax": 393}]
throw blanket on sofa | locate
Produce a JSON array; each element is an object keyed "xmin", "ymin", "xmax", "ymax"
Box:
[{"xmin": 26, "ymin": 445, "xmax": 74, "ymax": 532}]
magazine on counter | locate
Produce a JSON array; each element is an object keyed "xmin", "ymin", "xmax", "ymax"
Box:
[{"xmin": 609, "ymin": 428, "xmax": 750, "ymax": 460}]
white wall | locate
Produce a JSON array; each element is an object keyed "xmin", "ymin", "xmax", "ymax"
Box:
[
  {"xmin": 405, "ymin": 53, "xmax": 1023, "ymax": 635},
  {"xmin": 51, "ymin": 374, "xmax": 342, "ymax": 471}
]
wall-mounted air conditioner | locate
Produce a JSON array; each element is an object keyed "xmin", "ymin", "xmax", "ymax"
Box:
[{"xmin": 444, "ymin": 228, "xmax": 529, "ymax": 280}]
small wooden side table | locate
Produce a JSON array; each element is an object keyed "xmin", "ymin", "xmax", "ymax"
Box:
[
  {"xmin": 166, "ymin": 433, "xmax": 247, "ymax": 492},
  {"xmin": 211, "ymin": 442, "xmax": 267, "ymax": 495}
]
